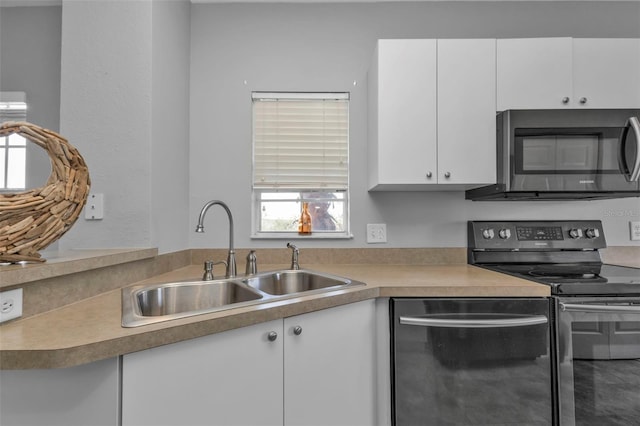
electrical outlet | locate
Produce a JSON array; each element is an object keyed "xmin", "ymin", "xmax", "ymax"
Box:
[
  {"xmin": 367, "ymin": 223, "xmax": 387, "ymax": 244},
  {"xmin": 0, "ymin": 288, "xmax": 23, "ymax": 323},
  {"xmin": 630, "ymin": 221, "xmax": 640, "ymax": 241}
]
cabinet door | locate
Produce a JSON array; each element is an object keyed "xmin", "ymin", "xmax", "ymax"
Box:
[
  {"xmin": 371, "ymin": 39, "xmax": 437, "ymax": 187},
  {"xmin": 0, "ymin": 358, "xmax": 119, "ymax": 426},
  {"xmin": 573, "ymin": 38, "xmax": 640, "ymax": 108},
  {"xmin": 437, "ymin": 39, "xmax": 496, "ymax": 185},
  {"xmin": 284, "ymin": 300, "xmax": 377, "ymax": 426},
  {"xmin": 497, "ymin": 38, "xmax": 573, "ymax": 110},
  {"xmin": 122, "ymin": 320, "xmax": 284, "ymax": 426}
]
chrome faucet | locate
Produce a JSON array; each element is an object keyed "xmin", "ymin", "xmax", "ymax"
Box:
[
  {"xmin": 287, "ymin": 243, "xmax": 300, "ymax": 270},
  {"xmin": 195, "ymin": 200, "xmax": 237, "ymax": 278}
]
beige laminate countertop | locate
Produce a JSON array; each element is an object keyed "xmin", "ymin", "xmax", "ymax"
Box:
[{"xmin": 0, "ymin": 262, "xmax": 549, "ymax": 370}]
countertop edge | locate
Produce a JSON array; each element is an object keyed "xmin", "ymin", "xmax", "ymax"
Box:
[
  {"xmin": 0, "ymin": 286, "xmax": 380, "ymax": 370},
  {"xmin": 0, "ymin": 248, "xmax": 159, "ymax": 288}
]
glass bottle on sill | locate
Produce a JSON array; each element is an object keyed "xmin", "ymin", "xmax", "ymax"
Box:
[{"xmin": 298, "ymin": 202, "xmax": 312, "ymax": 235}]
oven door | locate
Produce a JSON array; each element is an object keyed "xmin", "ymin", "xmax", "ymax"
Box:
[{"xmin": 555, "ymin": 297, "xmax": 640, "ymax": 426}]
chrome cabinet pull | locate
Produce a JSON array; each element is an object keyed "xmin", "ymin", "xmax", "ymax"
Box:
[
  {"xmin": 293, "ymin": 326, "xmax": 303, "ymax": 335},
  {"xmin": 560, "ymin": 302, "xmax": 640, "ymax": 314},
  {"xmin": 562, "ymin": 97, "xmax": 570, "ymax": 104},
  {"xmin": 399, "ymin": 315, "xmax": 548, "ymax": 328},
  {"xmin": 267, "ymin": 331, "xmax": 278, "ymax": 341},
  {"xmin": 579, "ymin": 97, "xmax": 587, "ymax": 104}
]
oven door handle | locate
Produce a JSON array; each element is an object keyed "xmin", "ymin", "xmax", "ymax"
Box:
[
  {"xmin": 399, "ymin": 315, "xmax": 548, "ymax": 328},
  {"xmin": 560, "ymin": 302, "xmax": 640, "ymax": 314}
]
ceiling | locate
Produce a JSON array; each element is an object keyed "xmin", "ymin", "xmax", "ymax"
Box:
[{"xmin": 2, "ymin": 0, "xmax": 635, "ymax": 6}]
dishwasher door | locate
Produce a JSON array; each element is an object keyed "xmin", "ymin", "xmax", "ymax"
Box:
[{"xmin": 391, "ymin": 298, "xmax": 553, "ymax": 426}]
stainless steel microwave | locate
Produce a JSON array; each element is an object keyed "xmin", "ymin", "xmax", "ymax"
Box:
[{"xmin": 466, "ymin": 109, "xmax": 640, "ymax": 201}]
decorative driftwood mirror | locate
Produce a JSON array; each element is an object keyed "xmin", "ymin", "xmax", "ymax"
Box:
[{"xmin": 0, "ymin": 122, "xmax": 90, "ymax": 263}]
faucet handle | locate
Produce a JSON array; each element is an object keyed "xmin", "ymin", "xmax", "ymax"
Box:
[
  {"xmin": 203, "ymin": 260, "xmax": 227, "ymax": 281},
  {"xmin": 245, "ymin": 250, "xmax": 258, "ymax": 276}
]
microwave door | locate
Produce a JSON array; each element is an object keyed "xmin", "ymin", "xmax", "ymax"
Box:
[{"xmin": 619, "ymin": 116, "xmax": 640, "ymax": 182}]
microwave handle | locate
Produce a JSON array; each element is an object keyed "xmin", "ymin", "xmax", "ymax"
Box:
[
  {"xmin": 399, "ymin": 315, "xmax": 548, "ymax": 328},
  {"xmin": 620, "ymin": 116, "xmax": 640, "ymax": 182}
]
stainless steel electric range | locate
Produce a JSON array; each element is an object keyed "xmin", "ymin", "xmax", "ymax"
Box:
[{"xmin": 468, "ymin": 220, "xmax": 640, "ymax": 426}]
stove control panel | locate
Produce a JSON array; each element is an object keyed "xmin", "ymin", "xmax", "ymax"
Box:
[{"xmin": 468, "ymin": 220, "xmax": 606, "ymax": 251}]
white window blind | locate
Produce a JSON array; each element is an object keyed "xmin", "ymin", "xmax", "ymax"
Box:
[
  {"xmin": 252, "ymin": 92, "xmax": 349, "ymax": 190},
  {"xmin": 0, "ymin": 92, "xmax": 27, "ymax": 123}
]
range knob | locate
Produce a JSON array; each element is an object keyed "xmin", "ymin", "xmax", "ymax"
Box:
[
  {"xmin": 482, "ymin": 229, "xmax": 495, "ymax": 239},
  {"xmin": 499, "ymin": 229, "xmax": 512, "ymax": 239},
  {"xmin": 585, "ymin": 228, "xmax": 600, "ymax": 239},
  {"xmin": 569, "ymin": 228, "xmax": 583, "ymax": 239}
]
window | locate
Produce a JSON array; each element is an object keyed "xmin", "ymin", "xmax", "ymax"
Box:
[
  {"xmin": 252, "ymin": 92, "xmax": 350, "ymax": 238},
  {"xmin": 0, "ymin": 92, "xmax": 27, "ymax": 191}
]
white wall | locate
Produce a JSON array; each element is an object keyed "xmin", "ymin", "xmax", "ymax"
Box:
[
  {"xmin": 57, "ymin": 0, "xmax": 191, "ymax": 253},
  {"xmin": 189, "ymin": 2, "xmax": 640, "ymax": 250},
  {"xmin": 0, "ymin": 6, "xmax": 60, "ymax": 198},
  {"xmin": 151, "ymin": 0, "xmax": 191, "ymax": 253},
  {"xmin": 3, "ymin": 2, "xmax": 639, "ymax": 254}
]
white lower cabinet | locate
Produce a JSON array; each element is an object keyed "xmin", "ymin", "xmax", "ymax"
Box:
[{"xmin": 122, "ymin": 300, "xmax": 377, "ymax": 426}]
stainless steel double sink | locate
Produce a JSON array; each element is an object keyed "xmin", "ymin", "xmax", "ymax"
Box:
[{"xmin": 122, "ymin": 269, "xmax": 364, "ymax": 327}]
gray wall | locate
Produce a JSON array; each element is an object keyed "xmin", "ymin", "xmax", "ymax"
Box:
[
  {"xmin": 2, "ymin": 2, "xmax": 639, "ymax": 254},
  {"xmin": 189, "ymin": 1, "xmax": 640, "ymax": 250},
  {"xmin": 0, "ymin": 6, "xmax": 60, "ymax": 190},
  {"xmin": 57, "ymin": 0, "xmax": 191, "ymax": 253}
]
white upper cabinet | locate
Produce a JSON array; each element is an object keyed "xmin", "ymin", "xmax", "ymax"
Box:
[
  {"xmin": 368, "ymin": 39, "xmax": 438, "ymax": 189},
  {"xmin": 498, "ymin": 37, "xmax": 640, "ymax": 110},
  {"xmin": 497, "ymin": 37, "xmax": 573, "ymax": 110},
  {"xmin": 573, "ymin": 38, "xmax": 640, "ymax": 108},
  {"xmin": 368, "ymin": 39, "xmax": 496, "ymax": 190},
  {"xmin": 437, "ymin": 39, "xmax": 496, "ymax": 186}
]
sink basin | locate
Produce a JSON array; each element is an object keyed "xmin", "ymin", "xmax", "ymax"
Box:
[
  {"xmin": 122, "ymin": 269, "xmax": 364, "ymax": 327},
  {"xmin": 122, "ymin": 280, "xmax": 263, "ymax": 327},
  {"xmin": 243, "ymin": 270, "xmax": 352, "ymax": 296}
]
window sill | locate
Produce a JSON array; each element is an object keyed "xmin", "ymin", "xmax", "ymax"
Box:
[{"xmin": 251, "ymin": 232, "xmax": 353, "ymax": 240}]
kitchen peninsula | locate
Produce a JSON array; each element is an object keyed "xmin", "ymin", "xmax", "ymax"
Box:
[{"xmin": 1, "ymin": 247, "xmax": 550, "ymax": 369}]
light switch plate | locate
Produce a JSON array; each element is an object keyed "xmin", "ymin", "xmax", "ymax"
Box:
[
  {"xmin": 630, "ymin": 221, "xmax": 640, "ymax": 241},
  {"xmin": 85, "ymin": 193, "xmax": 104, "ymax": 220}
]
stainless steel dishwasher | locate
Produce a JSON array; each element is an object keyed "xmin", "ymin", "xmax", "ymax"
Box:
[{"xmin": 391, "ymin": 298, "xmax": 553, "ymax": 426}]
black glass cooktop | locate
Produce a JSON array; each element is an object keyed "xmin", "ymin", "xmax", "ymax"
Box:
[{"xmin": 486, "ymin": 263, "xmax": 640, "ymax": 296}]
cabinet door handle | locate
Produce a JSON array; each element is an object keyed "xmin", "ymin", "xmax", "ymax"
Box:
[
  {"xmin": 293, "ymin": 326, "xmax": 303, "ymax": 335},
  {"xmin": 444, "ymin": 172, "xmax": 451, "ymax": 178},
  {"xmin": 579, "ymin": 97, "xmax": 587, "ymax": 104},
  {"xmin": 562, "ymin": 97, "xmax": 570, "ymax": 104},
  {"xmin": 426, "ymin": 171, "xmax": 432, "ymax": 178},
  {"xmin": 267, "ymin": 331, "xmax": 278, "ymax": 341},
  {"xmin": 399, "ymin": 315, "xmax": 548, "ymax": 328}
]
